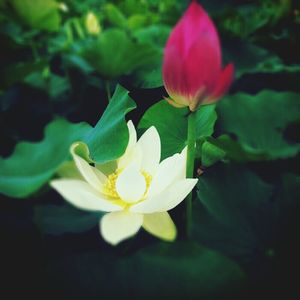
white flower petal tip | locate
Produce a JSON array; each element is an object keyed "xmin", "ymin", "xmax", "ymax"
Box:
[
  {"xmin": 143, "ymin": 212, "xmax": 177, "ymax": 241},
  {"xmin": 180, "ymin": 146, "xmax": 188, "ymax": 158},
  {"xmin": 147, "ymin": 152, "xmax": 184, "ymax": 198},
  {"xmin": 70, "ymin": 142, "xmax": 107, "ymax": 191},
  {"xmin": 100, "ymin": 211, "xmax": 143, "ymax": 245},
  {"xmin": 137, "ymin": 126, "xmax": 161, "ymax": 175},
  {"xmin": 117, "ymin": 120, "xmax": 141, "ymax": 169},
  {"xmin": 126, "ymin": 120, "xmax": 137, "ymax": 148}
]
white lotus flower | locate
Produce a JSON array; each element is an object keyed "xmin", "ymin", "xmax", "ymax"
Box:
[{"xmin": 50, "ymin": 121, "xmax": 198, "ymax": 245}]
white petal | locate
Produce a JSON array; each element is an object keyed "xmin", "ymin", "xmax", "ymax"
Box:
[
  {"xmin": 130, "ymin": 179, "xmax": 198, "ymax": 213},
  {"xmin": 118, "ymin": 144, "xmax": 142, "ymax": 170},
  {"xmin": 137, "ymin": 126, "xmax": 161, "ymax": 175},
  {"xmin": 126, "ymin": 120, "xmax": 137, "ymax": 150},
  {"xmin": 117, "ymin": 121, "xmax": 140, "ymax": 169},
  {"xmin": 142, "ymin": 212, "xmax": 177, "ymax": 241},
  {"xmin": 147, "ymin": 153, "xmax": 180, "ymax": 197},
  {"xmin": 100, "ymin": 211, "xmax": 143, "ymax": 245},
  {"xmin": 71, "ymin": 148, "xmax": 107, "ymax": 191},
  {"xmin": 50, "ymin": 179, "xmax": 122, "ymax": 212},
  {"xmin": 115, "ymin": 162, "xmax": 146, "ymax": 203},
  {"xmin": 147, "ymin": 150, "xmax": 185, "ymax": 198}
]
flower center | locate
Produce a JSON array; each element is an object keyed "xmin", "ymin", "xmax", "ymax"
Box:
[{"xmin": 103, "ymin": 169, "xmax": 152, "ymax": 204}]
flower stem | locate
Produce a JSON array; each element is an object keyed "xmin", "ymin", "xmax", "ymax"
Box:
[{"xmin": 185, "ymin": 111, "xmax": 196, "ymax": 238}]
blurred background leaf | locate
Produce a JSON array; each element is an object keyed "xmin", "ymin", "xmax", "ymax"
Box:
[
  {"xmin": 10, "ymin": 0, "xmax": 61, "ymax": 32},
  {"xmin": 0, "ymin": 119, "xmax": 91, "ymax": 198},
  {"xmin": 79, "ymin": 29, "xmax": 158, "ymax": 79},
  {"xmin": 216, "ymin": 90, "xmax": 300, "ymax": 159},
  {"xmin": 45, "ymin": 241, "xmax": 245, "ymax": 299},
  {"xmin": 33, "ymin": 203, "xmax": 101, "ymax": 235},
  {"xmin": 193, "ymin": 163, "xmax": 276, "ymax": 267}
]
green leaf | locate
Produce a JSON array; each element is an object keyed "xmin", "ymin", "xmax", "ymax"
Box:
[
  {"xmin": 84, "ymin": 85, "xmax": 136, "ymax": 163},
  {"xmin": 217, "ymin": 91, "xmax": 300, "ymax": 159},
  {"xmin": 204, "ymin": 135, "xmax": 269, "ymax": 162},
  {"xmin": 47, "ymin": 241, "xmax": 245, "ymax": 299},
  {"xmin": 134, "ymin": 24, "xmax": 171, "ymax": 46},
  {"xmin": 11, "ymin": 0, "xmax": 61, "ymax": 32},
  {"xmin": 24, "ymin": 71, "xmax": 70, "ymax": 98},
  {"xmin": 223, "ymin": 40, "xmax": 300, "ymax": 78},
  {"xmin": 139, "ymin": 101, "xmax": 217, "ymax": 159},
  {"xmin": 0, "ymin": 60, "xmax": 47, "ymax": 90},
  {"xmin": 103, "ymin": 3, "xmax": 127, "ymax": 28},
  {"xmin": 127, "ymin": 14, "xmax": 149, "ymax": 30},
  {"xmin": 80, "ymin": 29, "xmax": 158, "ymax": 79},
  {"xmin": 132, "ymin": 25, "xmax": 171, "ymax": 88},
  {"xmin": 0, "ymin": 119, "xmax": 91, "ymax": 198},
  {"xmin": 33, "ymin": 203, "xmax": 101, "ymax": 235},
  {"xmin": 194, "ymin": 163, "xmax": 275, "ymax": 263},
  {"xmin": 201, "ymin": 140, "xmax": 226, "ymax": 167}
]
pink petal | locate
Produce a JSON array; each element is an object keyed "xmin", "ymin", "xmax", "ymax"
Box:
[
  {"xmin": 162, "ymin": 46, "xmax": 186, "ymax": 97},
  {"xmin": 203, "ymin": 63, "xmax": 235, "ymax": 104},
  {"xmin": 183, "ymin": 37, "xmax": 221, "ymax": 97},
  {"xmin": 212, "ymin": 63, "xmax": 235, "ymax": 99},
  {"xmin": 165, "ymin": 1, "xmax": 221, "ymax": 63},
  {"xmin": 163, "ymin": 1, "xmax": 222, "ymax": 101}
]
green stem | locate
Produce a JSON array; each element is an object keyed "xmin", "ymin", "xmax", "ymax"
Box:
[
  {"xmin": 185, "ymin": 111, "xmax": 196, "ymax": 238},
  {"xmin": 65, "ymin": 21, "xmax": 74, "ymax": 46},
  {"xmin": 105, "ymin": 81, "xmax": 111, "ymax": 101},
  {"xmin": 72, "ymin": 18, "xmax": 86, "ymax": 40}
]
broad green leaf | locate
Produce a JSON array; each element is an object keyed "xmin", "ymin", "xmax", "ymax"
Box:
[
  {"xmin": 84, "ymin": 85, "xmax": 136, "ymax": 163},
  {"xmin": 133, "ymin": 24, "xmax": 171, "ymax": 46},
  {"xmin": 134, "ymin": 67, "xmax": 163, "ymax": 88},
  {"xmin": 0, "ymin": 119, "xmax": 91, "ymax": 198},
  {"xmin": 133, "ymin": 25, "xmax": 171, "ymax": 88},
  {"xmin": 139, "ymin": 101, "xmax": 217, "ymax": 158},
  {"xmin": 80, "ymin": 29, "xmax": 157, "ymax": 79},
  {"xmin": 33, "ymin": 203, "xmax": 101, "ymax": 235},
  {"xmin": 47, "ymin": 241, "xmax": 245, "ymax": 299},
  {"xmin": 219, "ymin": 1, "xmax": 290, "ymax": 39},
  {"xmin": 217, "ymin": 91, "xmax": 300, "ymax": 159},
  {"xmin": 201, "ymin": 140, "xmax": 226, "ymax": 167},
  {"xmin": 11, "ymin": 0, "xmax": 61, "ymax": 32},
  {"xmin": 223, "ymin": 40, "xmax": 300, "ymax": 78},
  {"xmin": 194, "ymin": 163, "xmax": 275, "ymax": 263},
  {"xmin": 204, "ymin": 135, "xmax": 269, "ymax": 162}
]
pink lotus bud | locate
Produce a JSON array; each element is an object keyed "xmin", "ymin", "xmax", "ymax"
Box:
[{"xmin": 162, "ymin": 0, "xmax": 234, "ymax": 111}]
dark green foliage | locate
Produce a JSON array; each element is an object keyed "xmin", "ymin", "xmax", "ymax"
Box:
[{"xmin": 0, "ymin": 119, "xmax": 91, "ymax": 197}]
